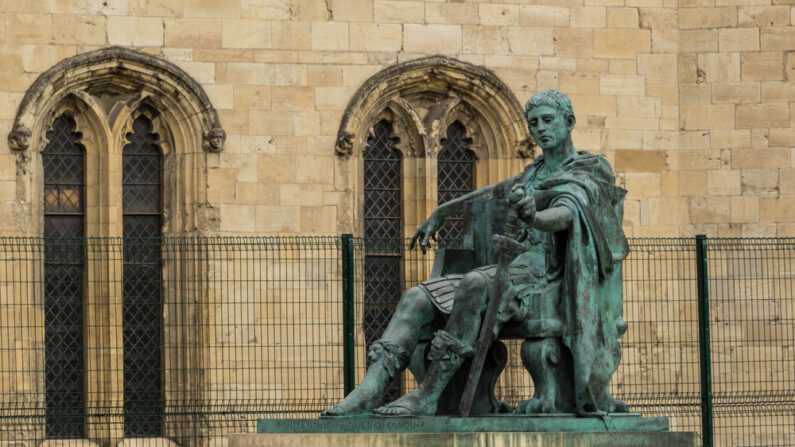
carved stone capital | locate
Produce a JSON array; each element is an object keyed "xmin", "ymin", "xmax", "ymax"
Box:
[{"xmin": 8, "ymin": 124, "xmax": 31, "ymax": 151}]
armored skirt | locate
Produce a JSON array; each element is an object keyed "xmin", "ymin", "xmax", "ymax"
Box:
[{"xmin": 417, "ymin": 249, "xmax": 563, "ymax": 332}]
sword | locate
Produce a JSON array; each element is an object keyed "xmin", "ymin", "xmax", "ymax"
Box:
[{"xmin": 458, "ymin": 184, "xmax": 527, "ymax": 417}]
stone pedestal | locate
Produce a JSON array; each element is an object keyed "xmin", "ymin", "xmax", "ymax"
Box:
[
  {"xmin": 231, "ymin": 431, "xmax": 697, "ymax": 447},
  {"xmin": 231, "ymin": 416, "xmax": 698, "ymax": 447}
]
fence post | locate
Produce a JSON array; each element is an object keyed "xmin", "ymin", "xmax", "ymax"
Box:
[
  {"xmin": 696, "ymin": 234, "xmax": 714, "ymax": 447},
  {"xmin": 341, "ymin": 234, "xmax": 355, "ymax": 395}
]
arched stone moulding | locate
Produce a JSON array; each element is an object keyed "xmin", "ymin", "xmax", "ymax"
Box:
[
  {"xmin": 334, "ymin": 55, "xmax": 533, "ymax": 160},
  {"xmin": 8, "ymin": 46, "xmax": 225, "ymax": 154}
]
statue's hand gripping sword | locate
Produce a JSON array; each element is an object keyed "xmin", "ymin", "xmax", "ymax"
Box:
[{"xmin": 458, "ymin": 184, "xmax": 528, "ymax": 417}]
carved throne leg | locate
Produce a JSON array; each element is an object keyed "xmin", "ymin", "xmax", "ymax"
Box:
[{"xmin": 517, "ymin": 337, "xmax": 576, "ymax": 414}]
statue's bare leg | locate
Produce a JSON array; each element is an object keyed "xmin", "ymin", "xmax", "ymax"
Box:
[
  {"xmin": 321, "ymin": 286, "xmax": 436, "ymax": 417},
  {"xmin": 374, "ymin": 271, "xmax": 489, "ymax": 416}
]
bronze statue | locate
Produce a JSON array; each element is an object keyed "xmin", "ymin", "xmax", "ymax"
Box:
[{"xmin": 323, "ymin": 90, "xmax": 629, "ymax": 418}]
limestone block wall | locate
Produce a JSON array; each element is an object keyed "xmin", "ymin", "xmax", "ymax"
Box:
[
  {"xmin": 0, "ymin": 0, "xmax": 790, "ymax": 238},
  {"xmin": 0, "ymin": 1, "xmax": 792, "ymax": 445}
]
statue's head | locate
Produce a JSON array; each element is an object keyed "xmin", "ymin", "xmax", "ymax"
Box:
[
  {"xmin": 524, "ymin": 90, "xmax": 575, "ymax": 150},
  {"xmin": 524, "ymin": 90, "xmax": 574, "ymax": 125}
]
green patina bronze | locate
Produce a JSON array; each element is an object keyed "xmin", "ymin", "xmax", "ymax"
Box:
[
  {"xmin": 263, "ymin": 415, "xmax": 667, "ymax": 434},
  {"xmin": 322, "ymin": 90, "xmax": 630, "ymax": 419}
]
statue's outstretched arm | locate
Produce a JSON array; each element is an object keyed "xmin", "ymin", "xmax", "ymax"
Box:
[{"xmin": 410, "ymin": 180, "xmax": 508, "ymax": 252}]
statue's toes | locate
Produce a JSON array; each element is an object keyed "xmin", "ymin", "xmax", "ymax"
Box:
[
  {"xmin": 373, "ymin": 404, "xmax": 414, "ymax": 417},
  {"xmin": 608, "ymin": 398, "xmax": 629, "ymax": 413},
  {"xmin": 320, "ymin": 406, "xmax": 345, "ymax": 418},
  {"xmin": 577, "ymin": 406, "xmax": 607, "ymax": 418}
]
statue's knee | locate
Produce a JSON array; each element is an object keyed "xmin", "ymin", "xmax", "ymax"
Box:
[
  {"xmin": 460, "ymin": 272, "xmax": 487, "ymax": 294},
  {"xmin": 396, "ymin": 286, "xmax": 434, "ymax": 318}
]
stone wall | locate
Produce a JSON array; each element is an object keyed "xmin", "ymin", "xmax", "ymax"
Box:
[
  {"xmin": 0, "ymin": 1, "xmax": 793, "ymax": 446},
  {"xmin": 0, "ymin": 0, "xmax": 791, "ymax": 237}
]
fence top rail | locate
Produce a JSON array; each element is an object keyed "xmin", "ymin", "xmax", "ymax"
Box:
[
  {"xmin": 704, "ymin": 237, "xmax": 795, "ymax": 249},
  {"xmin": 0, "ymin": 235, "xmax": 793, "ymax": 249},
  {"xmin": 0, "ymin": 236, "xmax": 343, "ymax": 246}
]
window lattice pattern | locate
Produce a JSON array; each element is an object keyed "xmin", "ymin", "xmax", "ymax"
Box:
[
  {"xmin": 363, "ymin": 120, "xmax": 403, "ymax": 402},
  {"xmin": 122, "ymin": 115, "xmax": 163, "ymax": 436},
  {"xmin": 437, "ymin": 121, "xmax": 475, "ymax": 242},
  {"xmin": 43, "ymin": 114, "xmax": 85, "ymax": 439},
  {"xmin": 363, "ymin": 121, "xmax": 402, "ymax": 241}
]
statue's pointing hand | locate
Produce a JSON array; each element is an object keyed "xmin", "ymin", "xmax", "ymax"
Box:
[{"xmin": 410, "ymin": 212, "xmax": 442, "ymax": 254}]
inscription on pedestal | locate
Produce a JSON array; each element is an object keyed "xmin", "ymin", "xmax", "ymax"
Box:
[{"xmin": 258, "ymin": 415, "xmax": 668, "ymax": 434}]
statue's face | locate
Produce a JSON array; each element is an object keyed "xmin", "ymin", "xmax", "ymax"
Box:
[{"xmin": 526, "ymin": 105, "xmax": 572, "ymax": 151}]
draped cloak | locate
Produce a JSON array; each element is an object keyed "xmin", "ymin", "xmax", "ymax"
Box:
[{"xmin": 529, "ymin": 151, "xmax": 629, "ymax": 412}]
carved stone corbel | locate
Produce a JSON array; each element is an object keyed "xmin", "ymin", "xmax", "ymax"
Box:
[
  {"xmin": 335, "ymin": 131, "xmax": 355, "ymax": 157},
  {"xmin": 203, "ymin": 126, "xmax": 227, "ymax": 153},
  {"xmin": 517, "ymin": 136, "xmax": 536, "ymax": 159},
  {"xmin": 8, "ymin": 124, "xmax": 31, "ymax": 151}
]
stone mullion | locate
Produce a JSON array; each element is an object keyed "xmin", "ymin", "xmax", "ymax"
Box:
[
  {"xmin": 82, "ymin": 129, "xmax": 125, "ymax": 443},
  {"xmin": 82, "ymin": 241, "xmax": 125, "ymax": 442}
]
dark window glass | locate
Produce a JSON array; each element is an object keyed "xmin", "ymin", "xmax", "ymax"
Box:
[
  {"xmin": 437, "ymin": 121, "xmax": 475, "ymax": 244},
  {"xmin": 43, "ymin": 114, "xmax": 85, "ymax": 438},
  {"xmin": 362, "ymin": 120, "xmax": 403, "ymax": 402},
  {"xmin": 122, "ymin": 115, "xmax": 163, "ymax": 436}
]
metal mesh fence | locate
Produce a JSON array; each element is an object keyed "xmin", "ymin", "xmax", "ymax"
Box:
[
  {"xmin": 707, "ymin": 239, "xmax": 795, "ymax": 447},
  {"xmin": 0, "ymin": 236, "xmax": 793, "ymax": 446},
  {"xmin": 0, "ymin": 237, "xmax": 346, "ymax": 445}
]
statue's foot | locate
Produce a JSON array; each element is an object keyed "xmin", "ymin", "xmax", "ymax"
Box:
[
  {"xmin": 577, "ymin": 403, "xmax": 606, "ymax": 418},
  {"xmin": 516, "ymin": 397, "xmax": 555, "ymax": 414},
  {"xmin": 373, "ymin": 389, "xmax": 435, "ymax": 417},
  {"xmin": 320, "ymin": 381, "xmax": 384, "ymax": 417},
  {"xmin": 607, "ymin": 397, "xmax": 629, "ymax": 413}
]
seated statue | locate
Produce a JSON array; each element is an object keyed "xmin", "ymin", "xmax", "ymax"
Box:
[{"xmin": 322, "ymin": 90, "xmax": 629, "ymax": 418}]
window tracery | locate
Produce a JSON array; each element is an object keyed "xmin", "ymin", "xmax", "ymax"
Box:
[{"xmin": 334, "ymin": 55, "xmax": 531, "ymax": 236}]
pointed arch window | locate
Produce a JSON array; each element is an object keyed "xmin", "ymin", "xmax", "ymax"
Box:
[
  {"xmin": 362, "ymin": 120, "xmax": 403, "ymax": 402},
  {"xmin": 42, "ymin": 114, "xmax": 86, "ymax": 438},
  {"xmin": 122, "ymin": 114, "xmax": 163, "ymax": 436},
  {"xmin": 437, "ymin": 121, "xmax": 475, "ymax": 242}
]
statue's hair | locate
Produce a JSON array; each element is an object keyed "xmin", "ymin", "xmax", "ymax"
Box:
[{"xmin": 524, "ymin": 90, "xmax": 574, "ymax": 120}]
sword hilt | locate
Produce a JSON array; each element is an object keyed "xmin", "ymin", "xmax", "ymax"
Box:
[
  {"xmin": 500, "ymin": 184, "xmax": 526, "ymax": 246},
  {"xmin": 491, "ymin": 234, "xmax": 524, "ymax": 254}
]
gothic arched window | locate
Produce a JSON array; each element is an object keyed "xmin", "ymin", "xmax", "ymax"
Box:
[
  {"xmin": 362, "ymin": 120, "xmax": 403, "ymax": 402},
  {"xmin": 437, "ymin": 121, "xmax": 476, "ymax": 243},
  {"xmin": 122, "ymin": 115, "xmax": 163, "ymax": 436},
  {"xmin": 8, "ymin": 47, "xmax": 225, "ymax": 443},
  {"xmin": 42, "ymin": 114, "xmax": 85, "ymax": 438}
]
